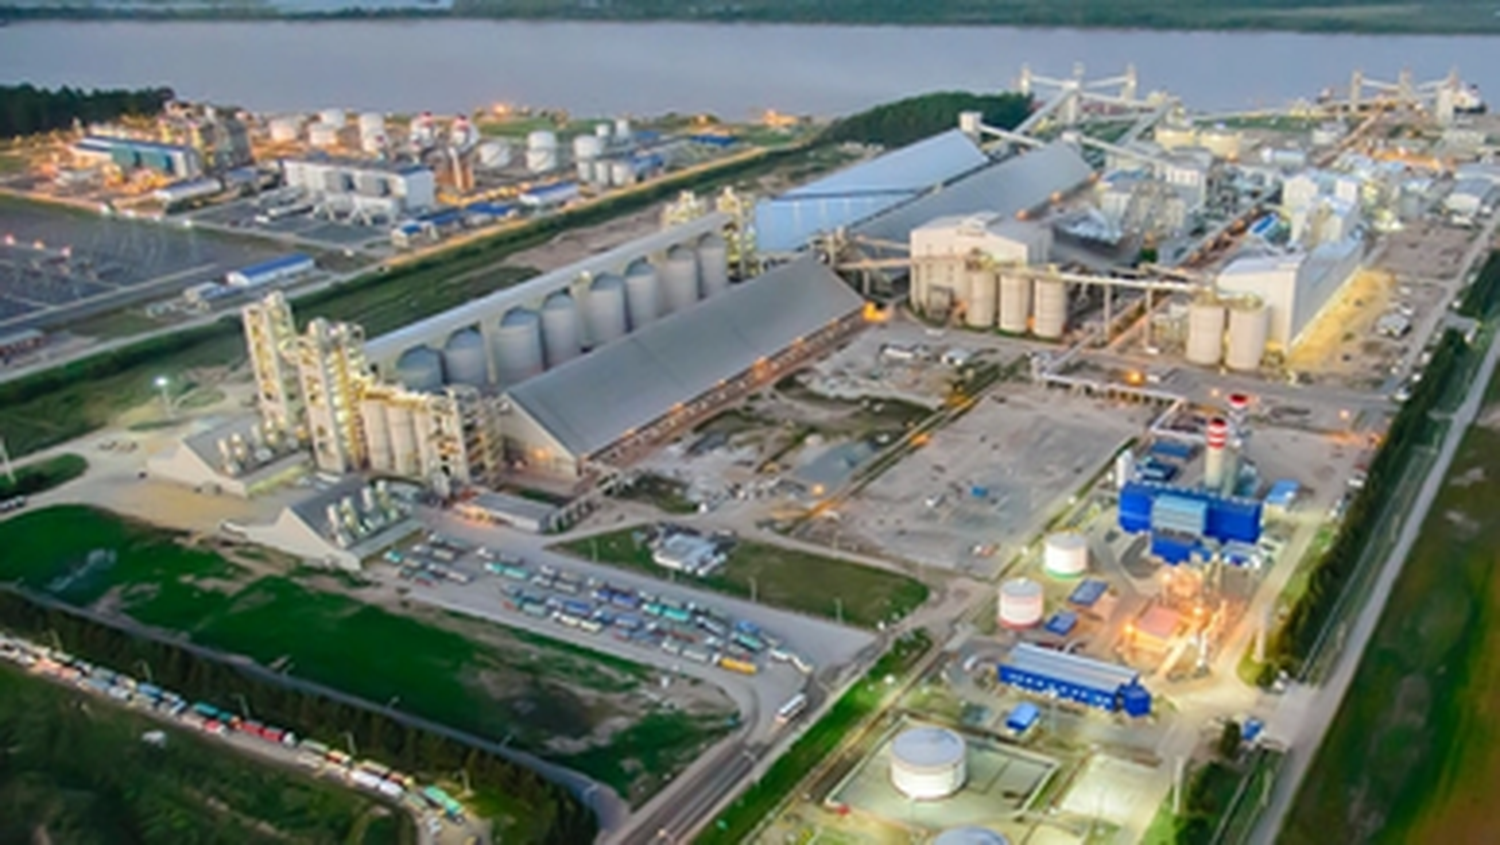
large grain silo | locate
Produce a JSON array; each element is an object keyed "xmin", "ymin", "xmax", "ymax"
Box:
[
  {"xmin": 268, "ymin": 115, "xmax": 301, "ymax": 143},
  {"xmin": 1186, "ymin": 299, "xmax": 1227, "ymax": 367},
  {"xmin": 998, "ymin": 577, "xmax": 1044, "ymax": 629},
  {"xmin": 1043, "ymin": 532, "xmax": 1089, "ymax": 578},
  {"xmin": 933, "ymin": 829, "xmax": 1010, "ymax": 845},
  {"xmin": 525, "ymin": 130, "xmax": 558, "ymax": 173},
  {"xmin": 386, "ymin": 403, "xmax": 420, "ymax": 476},
  {"xmin": 541, "ymin": 292, "xmax": 582, "ymax": 368},
  {"xmin": 586, "ymin": 273, "xmax": 628, "ymax": 347},
  {"xmin": 1033, "ymin": 278, "xmax": 1068, "ymax": 339},
  {"xmin": 624, "ymin": 261, "xmax": 661, "ymax": 330},
  {"xmin": 661, "ymin": 246, "xmax": 700, "ymax": 314},
  {"xmin": 1225, "ymin": 300, "xmax": 1269, "ymax": 372},
  {"xmin": 494, "ymin": 307, "xmax": 544, "ymax": 385},
  {"xmin": 890, "ymin": 727, "xmax": 967, "ymax": 800},
  {"xmin": 697, "ymin": 234, "xmax": 730, "ymax": 297},
  {"xmin": 998, "ymin": 273, "xmax": 1031, "ymax": 334},
  {"xmin": 308, "ymin": 123, "xmax": 340, "ymax": 149},
  {"xmin": 394, "ymin": 346, "xmax": 444, "ymax": 393},
  {"xmin": 318, "ymin": 109, "xmax": 347, "ymax": 129},
  {"xmin": 443, "ymin": 328, "xmax": 489, "ymax": 387},
  {"xmin": 360, "ymin": 401, "xmax": 392, "ymax": 469},
  {"xmin": 966, "ymin": 270, "xmax": 997, "ymax": 329}
]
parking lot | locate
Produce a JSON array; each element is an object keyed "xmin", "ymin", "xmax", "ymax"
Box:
[{"xmin": 190, "ymin": 193, "xmax": 391, "ymax": 251}]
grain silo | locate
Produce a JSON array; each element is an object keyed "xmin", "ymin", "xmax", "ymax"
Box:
[
  {"xmin": 443, "ymin": 328, "xmax": 489, "ymax": 387},
  {"xmin": 1043, "ymin": 532, "xmax": 1089, "ymax": 578},
  {"xmin": 386, "ymin": 403, "xmax": 420, "ymax": 477},
  {"xmin": 890, "ymin": 727, "xmax": 968, "ymax": 800},
  {"xmin": 965, "ymin": 270, "xmax": 997, "ymax": 329},
  {"xmin": 997, "ymin": 273, "xmax": 1031, "ymax": 334},
  {"xmin": 394, "ymin": 346, "xmax": 444, "ymax": 393},
  {"xmin": 541, "ymin": 291, "xmax": 582, "ymax": 368},
  {"xmin": 1225, "ymin": 299, "xmax": 1269, "ymax": 372},
  {"xmin": 998, "ymin": 577, "xmax": 1044, "ymax": 629},
  {"xmin": 697, "ymin": 234, "xmax": 730, "ymax": 297},
  {"xmin": 624, "ymin": 261, "xmax": 660, "ymax": 330},
  {"xmin": 586, "ymin": 273, "xmax": 628, "ymax": 347},
  {"xmin": 660, "ymin": 246, "xmax": 700, "ymax": 314},
  {"xmin": 1033, "ymin": 277, "xmax": 1068, "ymax": 339},
  {"xmin": 494, "ymin": 307, "xmax": 544, "ymax": 385},
  {"xmin": 360, "ymin": 400, "xmax": 392, "ymax": 470},
  {"xmin": 1185, "ymin": 299, "xmax": 1227, "ymax": 367}
]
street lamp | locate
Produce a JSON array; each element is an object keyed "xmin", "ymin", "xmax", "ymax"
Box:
[{"xmin": 154, "ymin": 376, "xmax": 174, "ymax": 419}]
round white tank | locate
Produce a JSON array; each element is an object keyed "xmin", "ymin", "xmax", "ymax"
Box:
[
  {"xmin": 477, "ymin": 140, "xmax": 511, "ymax": 169},
  {"xmin": 360, "ymin": 133, "xmax": 385, "ymax": 156},
  {"xmin": 268, "ymin": 116, "xmax": 301, "ymax": 143},
  {"xmin": 360, "ymin": 400, "xmax": 392, "ymax": 469},
  {"xmin": 998, "ymin": 577, "xmax": 1044, "ymax": 629},
  {"xmin": 594, "ymin": 122, "xmax": 612, "ymax": 140},
  {"xmin": 997, "ymin": 273, "xmax": 1031, "ymax": 334},
  {"xmin": 1186, "ymin": 300, "xmax": 1227, "ymax": 367},
  {"xmin": 614, "ymin": 118, "xmax": 632, "ymax": 141},
  {"xmin": 624, "ymin": 261, "xmax": 660, "ymax": 330},
  {"xmin": 586, "ymin": 273, "xmax": 629, "ymax": 347},
  {"xmin": 443, "ymin": 328, "xmax": 489, "ymax": 387},
  {"xmin": 573, "ymin": 134, "xmax": 605, "ymax": 161},
  {"xmin": 526, "ymin": 130, "xmax": 558, "ymax": 150},
  {"xmin": 1033, "ymin": 278, "xmax": 1068, "ymax": 339},
  {"xmin": 611, "ymin": 159, "xmax": 635, "ymax": 187},
  {"xmin": 386, "ymin": 403, "xmax": 420, "ymax": 476},
  {"xmin": 394, "ymin": 346, "xmax": 444, "ymax": 393},
  {"xmin": 890, "ymin": 727, "xmax": 967, "ymax": 800},
  {"xmin": 318, "ymin": 109, "xmax": 347, "ymax": 129},
  {"xmin": 697, "ymin": 234, "xmax": 730, "ymax": 297},
  {"xmin": 1200, "ymin": 127, "xmax": 1241, "ymax": 159},
  {"xmin": 933, "ymin": 828, "xmax": 1010, "ymax": 845},
  {"xmin": 357, "ymin": 111, "xmax": 385, "ymax": 136},
  {"xmin": 308, "ymin": 123, "xmax": 340, "ymax": 148},
  {"xmin": 525, "ymin": 148, "xmax": 558, "ymax": 174},
  {"xmin": 965, "ymin": 270, "xmax": 996, "ymax": 328},
  {"xmin": 541, "ymin": 291, "xmax": 582, "ymax": 368},
  {"xmin": 661, "ymin": 246, "xmax": 700, "ymax": 314},
  {"xmin": 494, "ymin": 308, "xmax": 544, "ymax": 385},
  {"xmin": 1044, "ymin": 532, "xmax": 1089, "ymax": 578},
  {"xmin": 1225, "ymin": 301, "xmax": 1269, "ymax": 372},
  {"xmin": 576, "ymin": 160, "xmax": 597, "ymax": 183}
]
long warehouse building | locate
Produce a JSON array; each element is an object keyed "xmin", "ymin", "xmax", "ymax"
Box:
[
  {"xmin": 998, "ymin": 643, "xmax": 1152, "ymax": 717},
  {"xmin": 502, "ymin": 256, "xmax": 865, "ymax": 477}
]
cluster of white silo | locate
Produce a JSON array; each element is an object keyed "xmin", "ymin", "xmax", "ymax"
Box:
[
  {"xmin": 360, "ymin": 399, "xmax": 423, "ymax": 477},
  {"xmin": 354, "ymin": 111, "xmax": 387, "ymax": 156},
  {"xmin": 1184, "ymin": 295, "xmax": 1269, "ymax": 371},
  {"xmin": 526, "ymin": 130, "xmax": 559, "ymax": 174}
]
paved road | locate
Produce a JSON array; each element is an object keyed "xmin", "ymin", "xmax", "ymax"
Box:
[{"xmin": 1248, "ymin": 285, "xmax": 1500, "ymax": 843}]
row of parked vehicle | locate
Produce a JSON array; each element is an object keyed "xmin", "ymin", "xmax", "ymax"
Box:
[{"xmin": 0, "ymin": 632, "xmax": 466, "ymax": 825}]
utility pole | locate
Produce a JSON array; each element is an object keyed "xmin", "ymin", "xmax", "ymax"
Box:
[
  {"xmin": 234, "ymin": 693, "xmax": 251, "ymax": 720},
  {"xmin": 343, "ymin": 731, "xmax": 358, "ymax": 758},
  {"xmin": 749, "ymin": 576, "xmax": 758, "ymax": 604},
  {"xmin": 0, "ymin": 435, "xmax": 14, "ymax": 485},
  {"xmin": 834, "ymin": 597, "xmax": 843, "ymax": 626},
  {"xmin": 136, "ymin": 660, "xmax": 153, "ymax": 685},
  {"xmin": 1173, "ymin": 755, "xmax": 1187, "ymax": 815}
]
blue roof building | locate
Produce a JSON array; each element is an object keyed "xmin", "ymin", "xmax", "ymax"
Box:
[
  {"xmin": 227, "ymin": 253, "xmax": 315, "ymax": 288},
  {"xmin": 1119, "ymin": 481, "xmax": 1263, "ymax": 553},
  {"xmin": 1006, "ymin": 702, "xmax": 1041, "ymax": 734},
  {"xmin": 998, "ymin": 643, "xmax": 1151, "ymax": 717},
  {"xmin": 1265, "ymin": 479, "xmax": 1300, "ymax": 510}
]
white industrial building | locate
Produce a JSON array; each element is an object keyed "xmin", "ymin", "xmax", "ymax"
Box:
[
  {"xmin": 1215, "ymin": 237, "xmax": 1363, "ymax": 350},
  {"xmin": 227, "ymin": 253, "xmax": 316, "ymax": 288},
  {"xmin": 146, "ymin": 416, "xmax": 307, "ymax": 497},
  {"xmin": 280, "ymin": 157, "xmax": 435, "ymax": 218},
  {"xmin": 238, "ymin": 479, "xmax": 419, "ymax": 571},
  {"xmin": 502, "ymin": 257, "xmax": 865, "ymax": 478},
  {"xmin": 909, "ymin": 215, "xmax": 1055, "ymax": 330},
  {"xmin": 1444, "ymin": 177, "xmax": 1497, "ymax": 220}
]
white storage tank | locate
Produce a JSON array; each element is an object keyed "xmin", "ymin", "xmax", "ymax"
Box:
[
  {"xmin": 308, "ymin": 123, "xmax": 341, "ymax": 149},
  {"xmin": 541, "ymin": 291, "xmax": 582, "ymax": 368},
  {"xmin": 696, "ymin": 234, "xmax": 730, "ymax": 297},
  {"xmin": 494, "ymin": 308, "xmax": 544, "ymax": 385},
  {"xmin": 624, "ymin": 261, "xmax": 660, "ymax": 330},
  {"xmin": 594, "ymin": 122, "xmax": 612, "ymax": 140},
  {"xmin": 476, "ymin": 140, "xmax": 511, "ymax": 169},
  {"xmin": 890, "ymin": 727, "xmax": 967, "ymax": 800},
  {"xmin": 268, "ymin": 116, "xmax": 301, "ymax": 143},
  {"xmin": 1186, "ymin": 300, "xmax": 1227, "ymax": 367},
  {"xmin": 360, "ymin": 133, "xmax": 386, "ymax": 156},
  {"xmin": 965, "ymin": 270, "xmax": 996, "ymax": 328},
  {"xmin": 573, "ymin": 134, "xmax": 605, "ymax": 162},
  {"xmin": 318, "ymin": 109, "xmax": 346, "ymax": 129},
  {"xmin": 1043, "ymin": 532, "xmax": 1089, "ymax": 578},
  {"xmin": 661, "ymin": 246, "xmax": 700, "ymax": 314},
  {"xmin": 394, "ymin": 346, "xmax": 444, "ymax": 393},
  {"xmin": 997, "ymin": 273, "xmax": 1031, "ymax": 334},
  {"xmin": 526, "ymin": 130, "xmax": 559, "ymax": 173},
  {"xmin": 998, "ymin": 577, "xmax": 1044, "ymax": 629},
  {"xmin": 613, "ymin": 118, "xmax": 632, "ymax": 142},
  {"xmin": 576, "ymin": 160, "xmax": 596, "ymax": 183},
  {"xmin": 360, "ymin": 400, "xmax": 392, "ymax": 470},
  {"xmin": 386, "ymin": 403, "xmax": 420, "ymax": 476},
  {"xmin": 611, "ymin": 159, "xmax": 635, "ymax": 187},
  {"xmin": 587, "ymin": 273, "xmax": 628, "ymax": 347},
  {"xmin": 1033, "ymin": 278, "xmax": 1068, "ymax": 339},
  {"xmin": 1225, "ymin": 300, "xmax": 1269, "ymax": 372},
  {"xmin": 1200, "ymin": 126, "xmax": 1241, "ymax": 160},
  {"xmin": 443, "ymin": 328, "xmax": 489, "ymax": 387},
  {"xmin": 933, "ymin": 829, "xmax": 1009, "ymax": 845},
  {"xmin": 357, "ymin": 111, "xmax": 384, "ymax": 136}
]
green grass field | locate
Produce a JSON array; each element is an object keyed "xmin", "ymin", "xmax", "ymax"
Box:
[
  {"xmin": 1283, "ymin": 381, "xmax": 1500, "ymax": 840},
  {"xmin": 0, "ymin": 664, "xmax": 414, "ymax": 845},
  {"xmin": 0, "ymin": 452, "xmax": 87, "ymax": 499},
  {"xmin": 557, "ymin": 528, "xmax": 929, "ymax": 628},
  {"xmin": 0, "ymin": 505, "xmax": 729, "ymax": 803}
]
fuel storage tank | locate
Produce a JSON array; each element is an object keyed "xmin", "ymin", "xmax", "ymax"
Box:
[
  {"xmin": 965, "ymin": 269, "xmax": 997, "ymax": 329},
  {"xmin": 1043, "ymin": 532, "xmax": 1089, "ymax": 578},
  {"xmin": 541, "ymin": 292, "xmax": 582, "ymax": 367},
  {"xmin": 998, "ymin": 577, "xmax": 1044, "ymax": 628},
  {"xmin": 525, "ymin": 130, "xmax": 558, "ymax": 174},
  {"xmin": 318, "ymin": 109, "xmax": 347, "ymax": 129},
  {"xmin": 998, "ymin": 273, "xmax": 1032, "ymax": 334},
  {"xmin": 394, "ymin": 346, "xmax": 444, "ymax": 393},
  {"xmin": 494, "ymin": 307, "xmax": 544, "ymax": 385},
  {"xmin": 308, "ymin": 124, "xmax": 340, "ymax": 149},
  {"xmin": 1225, "ymin": 300, "xmax": 1269, "ymax": 372},
  {"xmin": 1032, "ymin": 278, "xmax": 1068, "ymax": 339},
  {"xmin": 268, "ymin": 116, "xmax": 301, "ymax": 143},
  {"xmin": 586, "ymin": 273, "xmax": 628, "ymax": 348},
  {"xmin": 697, "ymin": 234, "xmax": 730, "ymax": 297},
  {"xmin": 1186, "ymin": 300, "xmax": 1227, "ymax": 367},
  {"xmin": 890, "ymin": 727, "xmax": 967, "ymax": 800},
  {"xmin": 661, "ymin": 246, "xmax": 700, "ymax": 314},
  {"xmin": 624, "ymin": 261, "xmax": 661, "ymax": 330},
  {"xmin": 443, "ymin": 328, "xmax": 489, "ymax": 387}
]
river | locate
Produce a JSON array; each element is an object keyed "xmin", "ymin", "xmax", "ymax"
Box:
[{"xmin": 3, "ymin": 20, "xmax": 1500, "ymax": 118}]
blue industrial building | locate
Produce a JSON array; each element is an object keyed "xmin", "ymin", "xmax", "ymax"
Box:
[
  {"xmin": 1118, "ymin": 481, "xmax": 1263, "ymax": 564},
  {"xmin": 226, "ymin": 254, "xmax": 314, "ymax": 288},
  {"xmin": 997, "ymin": 643, "xmax": 1152, "ymax": 717}
]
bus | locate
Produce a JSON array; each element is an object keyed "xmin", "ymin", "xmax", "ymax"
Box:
[{"xmin": 776, "ymin": 693, "xmax": 808, "ymax": 725}]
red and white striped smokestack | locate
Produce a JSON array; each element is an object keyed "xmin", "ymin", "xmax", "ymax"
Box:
[{"xmin": 1204, "ymin": 417, "xmax": 1229, "ymax": 490}]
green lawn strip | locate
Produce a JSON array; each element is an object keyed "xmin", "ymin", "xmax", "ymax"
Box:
[
  {"xmin": 558, "ymin": 709, "xmax": 736, "ymax": 805},
  {"xmin": 0, "ymin": 663, "xmax": 415, "ymax": 845},
  {"xmin": 556, "ymin": 528, "xmax": 929, "ymax": 628},
  {"xmin": 0, "ymin": 453, "xmax": 88, "ymax": 499}
]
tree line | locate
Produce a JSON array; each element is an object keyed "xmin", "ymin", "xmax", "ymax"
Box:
[
  {"xmin": 821, "ymin": 91, "xmax": 1034, "ymax": 149},
  {"xmin": 0, "ymin": 588, "xmax": 597, "ymax": 845},
  {"xmin": 0, "ymin": 83, "xmax": 175, "ymax": 140}
]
